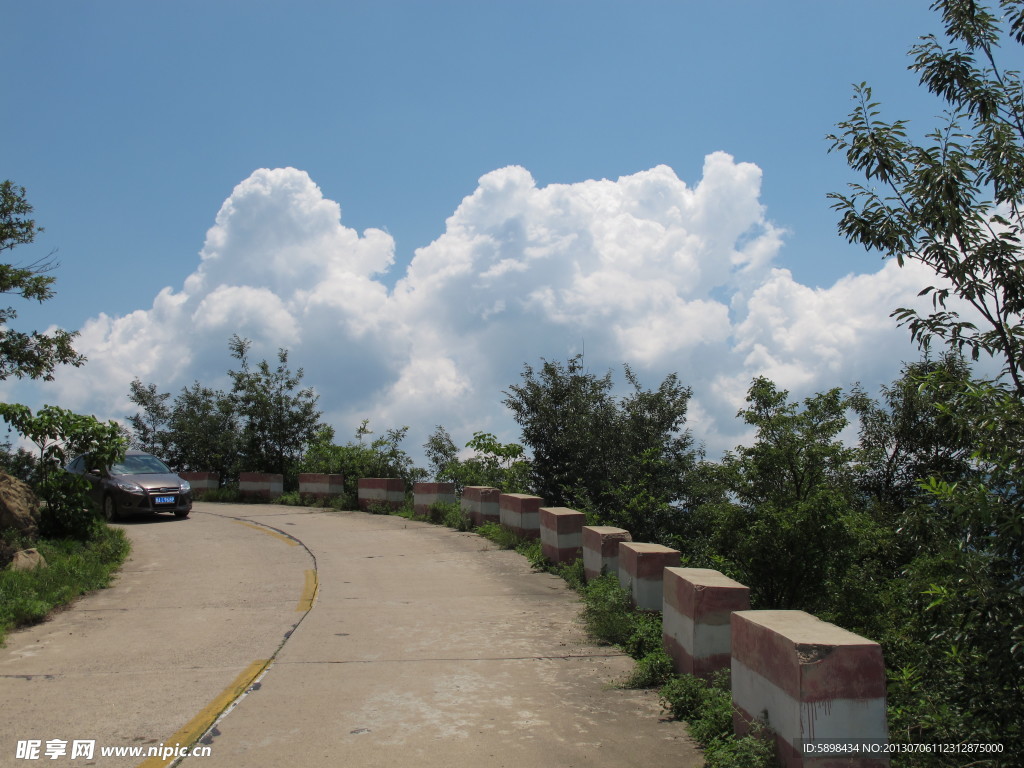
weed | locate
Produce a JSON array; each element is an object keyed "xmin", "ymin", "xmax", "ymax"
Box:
[
  {"xmin": 438, "ymin": 502, "xmax": 472, "ymax": 531},
  {"xmin": 366, "ymin": 501, "xmax": 396, "ymax": 516},
  {"xmin": 622, "ymin": 609, "xmax": 663, "ymax": 659},
  {"xmin": 660, "ymin": 670, "xmax": 778, "ymax": 768},
  {"xmin": 550, "ymin": 557, "xmax": 585, "ymax": 592},
  {"xmin": 687, "ymin": 671, "xmax": 735, "ymax": 745},
  {"xmin": 515, "ymin": 537, "xmax": 546, "ymax": 568},
  {"xmin": 475, "ymin": 522, "xmax": 523, "ymax": 550}
]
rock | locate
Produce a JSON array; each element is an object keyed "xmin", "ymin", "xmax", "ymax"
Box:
[
  {"xmin": 0, "ymin": 472, "xmax": 40, "ymax": 568},
  {"xmin": 9, "ymin": 547, "xmax": 47, "ymax": 571},
  {"xmin": 0, "ymin": 472, "xmax": 40, "ymax": 539}
]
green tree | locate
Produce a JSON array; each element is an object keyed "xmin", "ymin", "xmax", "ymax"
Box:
[
  {"xmin": 126, "ymin": 378, "xmax": 172, "ymax": 456},
  {"xmin": 504, "ymin": 356, "xmax": 618, "ymax": 505},
  {"xmin": 300, "ymin": 421, "xmax": 425, "ymax": 503},
  {"xmin": 423, "ymin": 425, "xmax": 459, "ymax": 481},
  {"xmin": 0, "ymin": 181, "xmax": 84, "ymax": 381},
  {"xmin": 828, "ymin": 0, "xmax": 1024, "ymax": 392},
  {"xmin": 227, "ymin": 335, "xmax": 323, "ymax": 486},
  {"xmin": 687, "ymin": 378, "xmax": 873, "ymax": 614},
  {"xmin": 905, "ymin": 375, "xmax": 1024, "ymax": 749},
  {"xmin": 126, "ymin": 378, "xmax": 240, "ymax": 480},
  {"xmin": 0, "ymin": 437, "xmax": 37, "ymax": 482},
  {"xmin": 0, "ymin": 404, "xmax": 124, "ymax": 539},
  {"xmin": 166, "ymin": 381, "xmax": 240, "ymax": 480},
  {"xmin": 503, "ymin": 356, "xmax": 697, "ymax": 542},
  {"xmin": 423, "ymin": 426, "xmax": 531, "ymax": 494},
  {"xmin": 851, "ymin": 353, "xmax": 977, "ymax": 530},
  {"xmin": 830, "ymin": 1, "xmax": 1024, "ymax": 755}
]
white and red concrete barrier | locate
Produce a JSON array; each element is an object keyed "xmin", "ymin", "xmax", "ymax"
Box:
[
  {"xmin": 413, "ymin": 482, "xmax": 456, "ymax": 517},
  {"xmin": 298, "ymin": 473, "xmax": 345, "ymax": 499},
  {"xmin": 461, "ymin": 486, "xmax": 500, "ymax": 526},
  {"xmin": 498, "ymin": 493, "xmax": 543, "ymax": 539},
  {"xmin": 582, "ymin": 526, "xmax": 632, "ymax": 582},
  {"xmin": 180, "ymin": 472, "xmax": 218, "ymax": 493},
  {"xmin": 663, "ymin": 567, "xmax": 749, "ymax": 678},
  {"xmin": 731, "ymin": 610, "xmax": 889, "ymax": 768},
  {"xmin": 617, "ymin": 542, "xmax": 680, "ymax": 610},
  {"xmin": 358, "ymin": 478, "xmax": 405, "ymax": 512},
  {"xmin": 238, "ymin": 472, "xmax": 283, "ymax": 499},
  {"xmin": 539, "ymin": 507, "xmax": 586, "ymax": 563}
]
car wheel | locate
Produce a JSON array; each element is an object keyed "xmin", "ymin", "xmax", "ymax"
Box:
[
  {"xmin": 103, "ymin": 495, "xmax": 120, "ymax": 522},
  {"xmin": 174, "ymin": 509, "xmax": 190, "ymax": 519}
]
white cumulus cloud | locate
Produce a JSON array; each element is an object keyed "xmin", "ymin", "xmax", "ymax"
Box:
[{"xmin": 17, "ymin": 156, "xmax": 948, "ymax": 464}]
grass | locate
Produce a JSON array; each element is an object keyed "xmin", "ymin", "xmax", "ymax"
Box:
[{"xmin": 0, "ymin": 525, "xmax": 131, "ymax": 645}]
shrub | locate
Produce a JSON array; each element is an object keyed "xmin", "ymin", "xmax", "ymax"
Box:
[
  {"xmin": 703, "ymin": 727, "xmax": 778, "ymax": 768},
  {"xmin": 621, "ymin": 609, "xmax": 663, "ymax": 659},
  {"xmin": 274, "ymin": 490, "xmax": 304, "ymax": 506},
  {"xmin": 660, "ymin": 673, "xmax": 708, "ymax": 721},
  {"xmin": 580, "ymin": 573, "xmax": 635, "ymax": 647},
  {"xmin": 624, "ymin": 648, "xmax": 674, "ymax": 688},
  {"xmin": 366, "ymin": 501, "xmax": 396, "ymax": 516}
]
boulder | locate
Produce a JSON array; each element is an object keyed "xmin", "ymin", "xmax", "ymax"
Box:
[
  {"xmin": 0, "ymin": 472, "xmax": 40, "ymax": 540},
  {"xmin": 9, "ymin": 547, "xmax": 47, "ymax": 571},
  {"xmin": 0, "ymin": 472, "xmax": 40, "ymax": 568}
]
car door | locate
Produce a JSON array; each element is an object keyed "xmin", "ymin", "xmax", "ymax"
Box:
[{"xmin": 67, "ymin": 455, "xmax": 104, "ymax": 509}]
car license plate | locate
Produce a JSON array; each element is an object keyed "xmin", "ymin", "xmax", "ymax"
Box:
[{"xmin": 154, "ymin": 496, "xmax": 175, "ymax": 504}]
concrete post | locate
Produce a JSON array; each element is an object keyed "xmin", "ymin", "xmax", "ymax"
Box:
[
  {"xmin": 179, "ymin": 472, "xmax": 218, "ymax": 493},
  {"xmin": 238, "ymin": 472, "xmax": 283, "ymax": 499},
  {"xmin": 663, "ymin": 567, "xmax": 750, "ymax": 678},
  {"xmin": 539, "ymin": 507, "xmax": 586, "ymax": 563},
  {"xmin": 498, "ymin": 493, "xmax": 543, "ymax": 539},
  {"xmin": 413, "ymin": 482, "xmax": 456, "ymax": 517},
  {"xmin": 582, "ymin": 526, "xmax": 632, "ymax": 582},
  {"xmin": 617, "ymin": 542, "xmax": 680, "ymax": 610},
  {"xmin": 298, "ymin": 473, "xmax": 344, "ymax": 499},
  {"xmin": 461, "ymin": 486, "xmax": 500, "ymax": 527},
  {"xmin": 357, "ymin": 478, "xmax": 405, "ymax": 512},
  {"xmin": 731, "ymin": 610, "xmax": 889, "ymax": 768}
]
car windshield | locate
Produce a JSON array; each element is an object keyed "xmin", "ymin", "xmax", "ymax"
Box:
[{"xmin": 111, "ymin": 454, "xmax": 172, "ymax": 475}]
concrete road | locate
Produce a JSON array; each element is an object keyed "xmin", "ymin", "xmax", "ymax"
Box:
[{"xmin": 1, "ymin": 502, "xmax": 701, "ymax": 767}]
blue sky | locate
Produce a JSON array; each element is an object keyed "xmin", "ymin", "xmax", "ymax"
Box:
[{"xmin": 1, "ymin": 1, "xmax": 998, "ymax": 460}]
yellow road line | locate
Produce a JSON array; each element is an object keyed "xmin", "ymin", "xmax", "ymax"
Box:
[
  {"xmin": 296, "ymin": 569, "xmax": 318, "ymax": 612},
  {"xmin": 232, "ymin": 519, "xmax": 298, "ymax": 546},
  {"xmin": 136, "ymin": 659, "xmax": 272, "ymax": 767}
]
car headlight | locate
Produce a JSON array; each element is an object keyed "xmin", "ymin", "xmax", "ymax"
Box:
[
  {"xmin": 115, "ymin": 480, "xmax": 145, "ymax": 493},
  {"xmin": 180, "ymin": 479, "xmax": 191, "ymax": 493}
]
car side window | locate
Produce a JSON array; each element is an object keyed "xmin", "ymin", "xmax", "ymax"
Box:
[{"xmin": 67, "ymin": 457, "xmax": 83, "ymax": 473}]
